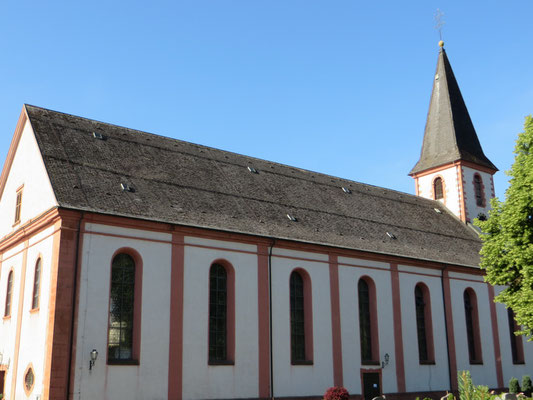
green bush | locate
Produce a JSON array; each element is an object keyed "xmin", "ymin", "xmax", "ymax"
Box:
[
  {"xmin": 509, "ymin": 377, "xmax": 520, "ymax": 394},
  {"xmin": 522, "ymin": 375, "xmax": 532, "ymax": 396}
]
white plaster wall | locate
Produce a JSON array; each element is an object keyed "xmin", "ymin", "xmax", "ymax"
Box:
[
  {"xmin": 14, "ymin": 227, "xmax": 55, "ymax": 400},
  {"xmin": 461, "ymin": 166, "xmax": 494, "ymax": 222},
  {"xmin": 182, "ymin": 236, "xmax": 259, "ymax": 400},
  {"xmin": 0, "ymin": 243, "xmax": 24, "ymax": 399},
  {"xmin": 449, "ymin": 280, "xmax": 498, "ymax": 387},
  {"xmin": 399, "ymin": 270, "xmax": 450, "ymax": 392},
  {"xmin": 493, "ymin": 286, "xmax": 533, "ymax": 385},
  {"xmin": 417, "ymin": 167, "xmax": 461, "ymax": 219},
  {"xmin": 0, "ymin": 119, "xmax": 57, "ymax": 238},
  {"xmin": 74, "ymin": 224, "xmax": 172, "ymax": 400},
  {"xmin": 338, "ymin": 261, "xmax": 396, "ymax": 395},
  {"xmin": 271, "ymin": 252, "xmax": 334, "ymax": 398}
]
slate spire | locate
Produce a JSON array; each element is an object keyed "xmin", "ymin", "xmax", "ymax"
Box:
[{"xmin": 410, "ymin": 44, "xmax": 497, "ymax": 175}]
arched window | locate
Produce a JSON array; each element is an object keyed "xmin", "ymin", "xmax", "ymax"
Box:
[
  {"xmin": 433, "ymin": 177, "xmax": 444, "ymax": 200},
  {"xmin": 358, "ymin": 277, "xmax": 379, "ymax": 364},
  {"xmin": 31, "ymin": 259, "xmax": 42, "ymax": 310},
  {"xmin": 473, "ymin": 174, "xmax": 484, "ymax": 207},
  {"xmin": 463, "ymin": 289, "xmax": 482, "ymax": 364},
  {"xmin": 208, "ymin": 261, "xmax": 235, "ymax": 364},
  {"xmin": 108, "ymin": 252, "xmax": 142, "ymax": 363},
  {"xmin": 507, "ymin": 308, "xmax": 524, "ymax": 364},
  {"xmin": 4, "ymin": 270, "xmax": 13, "ymax": 317},
  {"xmin": 290, "ymin": 269, "xmax": 313, "ymax": 364},
  {"xmin": 414, "ymin": 284, "xmax": 434, "ymax": 363}
]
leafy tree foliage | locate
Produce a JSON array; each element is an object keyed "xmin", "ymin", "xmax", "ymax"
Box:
[{"xmin": 476, "ymin": 116, "xmax": 533, "ymax": 339}]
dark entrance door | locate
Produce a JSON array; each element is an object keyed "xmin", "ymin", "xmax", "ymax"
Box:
[
  {"xmin": 362, "ymin": 372, "xmax": 381, "ymax": 400},
  {"xmin": 0, "ymin": 370, "xmax": 5, "ymax": 397}
]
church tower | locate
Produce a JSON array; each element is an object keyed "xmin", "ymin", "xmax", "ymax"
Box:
[{"xmin": 410, "ymin": 42, "xmax": 498, "ymax": 223}]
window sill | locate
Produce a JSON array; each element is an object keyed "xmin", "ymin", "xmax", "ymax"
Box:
[
  {"xmin": 419, "ymin": 360, "xmax": 436, "ymax": 365},
  {"xmin": 208, "ymin": 360, "xmax": 235, "ymax": 366},
  {"xmin": 29, "ymin": 308, "xmax": 40, "ymax": 314},
  {"xmin": 362, "ymin": 360, "xmax": 380, "ymax": 366},
  {"xmin": 291, "ymin": 360, "xmax": 313, "ymax": 366},
  {"xmin": 512, "ymin": 361, "xmax": 525, "ymax": 365},
  {"xmin": 108, "ymin": 359, "xmax": 139, "ymax": 366},
  {"xmin": 469, "ymin": 360, "xmax": 483, "ymax": 365},
  {"xmin": 3, "ymin": 315, "xmax": 11, "ymax": 321}
]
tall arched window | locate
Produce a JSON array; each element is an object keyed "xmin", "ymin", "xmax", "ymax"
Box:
[
  {"xmin": 507, "ymin": 308, "xmax": 525, "ymax": 364},
  {"xmin": 31, "ymin": 259, "xmax": 42, "ymax": 310},
  {"xmin": 4, "ymin": 270, "xmax": 14, "ymax": 317},
  {"xmin": 290, "ymin": 269, "xmax": 313, "ymax": 364},
  {"xmin": 433, "ymin": 177, "xmax": 444, "ymax": 200},
  {"xmin": 208, "ymin": 261, "xmax": 235, "ymax": 364},
  {"xmin": 414, "ymin": 284, "xmax": 434, "ymax": 363},
  {"xmin": 473, "ymin": 174, "xmax": 484, "ymax": 207},
  {"xmin": 358, "ymin": 277, "xmax": 379, "ymax": 364},
  {"xmin": 108, "ymin": 252, "xmax": 142, "ymax": 363},
  {"xmin": 464, "ymin": 289, "xmax": 482, "ymax": 364}
]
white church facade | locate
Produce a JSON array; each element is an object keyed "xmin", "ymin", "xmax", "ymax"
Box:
[{"xmin": 0, "ymin": 45, "xmax": 531, "ymax": 400}]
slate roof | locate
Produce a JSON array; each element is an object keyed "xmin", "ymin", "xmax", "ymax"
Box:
[
  {"xmin": 410, "ymin": 48, "xmax": 497, "ymax": 175},
  {"xmin": 25, "ymin": 104, "xmax": 482, "ymax": 267}
]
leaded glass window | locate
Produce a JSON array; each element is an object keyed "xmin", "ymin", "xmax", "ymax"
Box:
[
  {"xmin": 358, "ymin": 278, "xmax": 372, "ymax": 362},
  {"xmin": 31, "ymin": 259, "xmax": 42, "ymax": 309},
  {"xmin": 4, "ymin": 271, "xmax": 13, "ymax": 317},
  {"xmin": 108, "ymin": 253, "xmax": 135, "ymax": 361},
  {"xmin": 415, "ymin": 285, "xmax": 428, "ymax": 362},
  {"xmin": 434, "ymin": 177, "xmax": 443, "ymax": 200},
  {"xmin": 290, "ymin": 271, "xmax": 305, "ymax": 362},
  {"xmin": 209, "ymin": 263, "xmax": 227, "ymax": 362}
]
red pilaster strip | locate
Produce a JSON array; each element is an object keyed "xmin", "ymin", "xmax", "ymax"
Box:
[
  {"xmin": 390, "ymin": 263, "xmax": 406, "ymax": 393},
  {"xmin": 442, "ymin": 269, "xmax": 458, "ymax": 390},
  {"xmin": 487, "ymin": 285, "xmax": 503, "ymax": 387},
  {"xmin": 257, "ymin": 245, "xmax": 271, "ymax": 398},
  {"xmin": 168, "ymin": 233, "xmax": 185, "ymax": 400},
  {"xmin": 329, "ymin": 254, "xmax": 343, "ymax": 387}
]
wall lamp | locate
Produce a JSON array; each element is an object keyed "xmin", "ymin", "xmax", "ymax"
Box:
[
  {"xmin": 89, "ymin": 349, "xmax": 98, "ymax": 371},
  {"xmin": 382, "ymin": 353, "xmax": 390, "ymax": 368}
]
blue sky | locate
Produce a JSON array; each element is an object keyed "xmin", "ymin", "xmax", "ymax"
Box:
[{"xmin": 1, "ymin": 1, "xmax": 532, "ymax": 200}]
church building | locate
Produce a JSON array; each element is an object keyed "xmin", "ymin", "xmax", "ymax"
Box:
[{"xmin": 0, "ymin": 44, "xmax": 531, "ymax": 400}]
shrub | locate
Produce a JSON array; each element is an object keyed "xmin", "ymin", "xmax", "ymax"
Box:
[
  {"xmin": 323, "ymin": 386, "xmax": 350, "ymax": 400},
  {"xmin": 459, "ymin": 370, "xmax": 475, "ymax": 400},
  {"xmin": 521, "ymin": 375, "xmax": 532, "ymax": 396},
  {"xmin": 509, "ymin": 377, "xmax": 520, "ymax": 394}
]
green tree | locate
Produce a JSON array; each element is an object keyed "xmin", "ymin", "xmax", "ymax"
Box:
[{"xmin": 476, "ymin": 116, "xmax": 533, "ymax": 339}]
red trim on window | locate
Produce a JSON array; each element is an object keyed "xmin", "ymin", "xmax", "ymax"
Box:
[
  {"xmin": 23, "ymin": 363, "xmax": 35, "ymax": 396},
  {"xmin": 257, "ymin": 245, "xmax": 271, "ymax": 398},
  {"xmin": 168, "ymin": 233, "xmax": 184, "ymax": 399},
  {"xmin": 30, "ymin": 256, "xmax": 43, "ymax": 311},
  {"xmin": 472, "ymin": 173, "xmax": 486, "ymax": 208},
  {"xmin": 107, "ymin": 247, "xmax": 144, "ymax": 364},
  {"xmin": 415, "ymin": 282, "xmax": 435, "ymax": 363},
  {"xmin": 390, "ymin": 264, "xmax": 405, "ymax": 392},
  {"xmin": 432, "ymin": 175, "xmax": 446, "ymax": 204},
  {"xmin": 359, "ymin": 275, "xmax": 380, "ymax": 365},
  {"xmin": 208, "ymin": 259, "xmax": 235, "ymax": 363},
  {"xmin": 329, "ymin": 254, "xmax": 343, "ymax": 387},
  {"xmin": 508, "ymin": 309, "xmax": 525, "ymax": 364},
  {"xmin": 291, "ymin": 267, "xmax": 314, "ymax": 363},
  {"xmin": 487, "ymin": 285, "xmax": 503, "ymax": 387},
  {"xmin": 442, "ymin": 269, "xmax": 458, "ymax": 390}
]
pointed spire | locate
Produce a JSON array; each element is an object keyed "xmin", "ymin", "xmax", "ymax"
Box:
[{"xmin": 410, "ymin": 44, "xmax": 497, "ymax": 175}]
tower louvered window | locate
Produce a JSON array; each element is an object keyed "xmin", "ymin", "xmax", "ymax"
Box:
[
  {"xmin": 108, "ymin": 253, "xmax": 136, "ymax": 361},
  {"xmin": 433, "ymin": 177, "xmax": 444, "ymax": 200},
  {"xmin": 474, "ymin": 174, "xmax": 484, "ymax": 206},
  {"xmin": 209, "ymin": 263, "xmax": 228, "ymax": 362}
]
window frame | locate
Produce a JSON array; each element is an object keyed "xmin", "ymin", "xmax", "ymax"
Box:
[
  {"xmin": 208, "ymin": 260, "xmax": 235, "ymax": 365},
  {"xmin": 106, "ymin": 248, "xmax": 143, "ymax": 365},
  {"xmin": 433, "ymin": 176, "xmax": 445, "ymax": 201},
  {"xmin": 473, "ymin": 173, "xmax": 486, "ymax": 207},
  {"xmin": 290, "ymin": 268, "xmax": 313, "ymax": 365},
  {"xmin": 414, "ymin": 283, "xmax": 435, "ymax": 364},
  {"xmin": 4, "ymin": 269, "xmax": 14, "ymax": 318},
  {"xmin": 463, "ymin": 288, "xmax": 483, "ymax": 364},
  {"xmin": 14, "ymin": 186, "xmax": 23, "ymax": 225},
  {"xmin": 358, "ymin": 276, "xmax": 379, "ymax": 365},
  {"xmin": 507, "ymin": 308, "xmax": 525, "ymax": 364}
]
